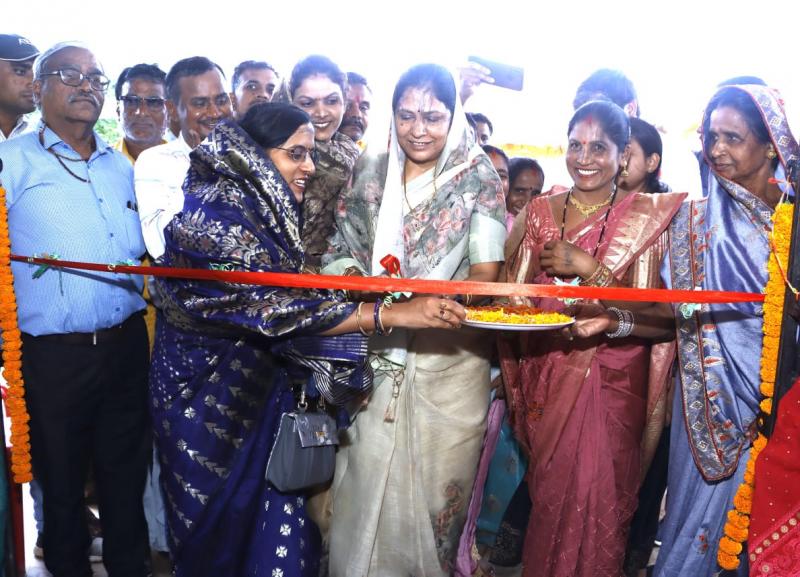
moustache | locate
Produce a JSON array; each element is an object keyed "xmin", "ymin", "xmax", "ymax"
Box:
[
  {"xmin": 68, "ymin": 94, "xmax": 99, "ymax": 107},
  {"xmin": 340, "ymin": 118, "xmax": 364, "ymax": 130}
]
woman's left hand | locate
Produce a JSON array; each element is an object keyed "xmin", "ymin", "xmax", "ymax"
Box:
[
  {"xmin": 539, "ymin": 240, "xmax": 596, "ymax": 279},
  {"xmin": 560, "ymin": 302, "xmax": 613, "ymax": 340}
]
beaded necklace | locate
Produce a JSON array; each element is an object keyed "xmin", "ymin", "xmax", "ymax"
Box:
[{"xmin": 38, "ymin": 125, "xmax": 90, "ymax": 183}]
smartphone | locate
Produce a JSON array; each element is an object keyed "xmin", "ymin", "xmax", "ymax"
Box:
[{"xmin": 468, "ymin": 56, "xmax": 524, "ymax": 91}]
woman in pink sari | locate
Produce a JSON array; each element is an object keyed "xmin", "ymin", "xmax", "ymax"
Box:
[{"xmin": 500, "ymin": 100, "xmax": 685, "ymax": 577}]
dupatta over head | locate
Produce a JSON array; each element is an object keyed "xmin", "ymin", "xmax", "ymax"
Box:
[
  {"xmin": 668, "ymin": 84, "xmax": 799, "ymax": 482},
  {"xmin": 150, "ymin": 120, "xmax": 370, "ymax": 572}
]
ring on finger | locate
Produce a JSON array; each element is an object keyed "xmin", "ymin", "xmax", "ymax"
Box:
[
  {"xmin": 440, "ymin": 309, "xmax": 446, "ymax": 319},
  {"xmin": 439, "ymin": 301, "xmax": 448, "ymax": 311}
]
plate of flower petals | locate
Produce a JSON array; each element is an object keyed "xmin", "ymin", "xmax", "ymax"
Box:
[{"xmin": 464, "ymin": 305, "xmax": 575, "ymax": 331}]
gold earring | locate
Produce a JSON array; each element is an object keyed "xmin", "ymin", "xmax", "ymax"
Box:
[
  {"xmin": 620, "ymin": 163, "xmax": 629, "ymax": 178},
  {"xmin": 767, "ymin": 146, "xmax": 777, "ymax": 160}
]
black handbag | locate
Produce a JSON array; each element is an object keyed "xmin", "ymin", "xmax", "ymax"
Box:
[{"xmin": 265, "ymin": 407, "xmax": 338, "ymax": 493}]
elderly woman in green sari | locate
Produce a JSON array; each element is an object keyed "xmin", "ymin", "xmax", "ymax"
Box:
[{"xmin": 323, "ymin": 63, "xmax": 506, "ymax": 576}]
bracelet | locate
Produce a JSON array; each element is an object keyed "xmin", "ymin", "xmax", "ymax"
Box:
[
  {"xmin": 375, "ymin": 302, "xmax": 393, "ymax": 335},
  {"xmin": 604, "ymin": 307, "xmax": 634, "ymax": 338},
  {"xmin": 373, "ymin": 300, "xmax": 383, "ymax": 336},
  {"xmin": 464, "ymin": 293, "xmax": 473, "ymax": 306},
  {"xmin": 584, "ymin": 262, "xmax": 614, "ymax": 287},
  {"xmin": 356, "ymin": 302, "xmax": 373, "ymax": 336}
]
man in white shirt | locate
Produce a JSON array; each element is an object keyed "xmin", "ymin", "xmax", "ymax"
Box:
[
  {"xmin": 0, "ymin": 34, "xmax": 39, "ymax": 141},
  {"xmin": 135, "ymin": 56, "xmax": 232, "ymax": 258}
]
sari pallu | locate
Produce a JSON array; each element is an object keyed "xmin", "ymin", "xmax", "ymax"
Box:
[
  {"xmin": 150, "ymin": 121, "xmax": 370, "ymax": 577},
  {"xmin": 499, "ymin": 189, "xmax": 684, "ymax": 577},
  {"xmin": 654, "ymin": 85, "xmax": 799, "ymax": 577},
  {"xmin": 323, "ymin": 83, "xmax": 507, "ymax": 576}
]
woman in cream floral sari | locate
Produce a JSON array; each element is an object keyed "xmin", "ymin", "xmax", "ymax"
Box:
[{"xmin": 323, "ymin": 63, "xmax": 506, "ymax": 576}]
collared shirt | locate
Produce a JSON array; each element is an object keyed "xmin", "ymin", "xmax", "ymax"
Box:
[
  {"xmin": 0, "ymin": 115, "xmax": 30, "ymax": 142},
  {"xmin": 0, "ymin": 122, "xmax": 146, "ymax": 336},
  {"xmin": 114, "ymin": 137, "xmax": 167, "ymax": 165},
  {"xmin": 134, "ymin": 137, "xmax": 192, "ymax": 259}
]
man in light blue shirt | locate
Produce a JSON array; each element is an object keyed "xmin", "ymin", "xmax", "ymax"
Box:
[{"xmin": 0, "ymin": 41, "xmax": 150, "ymax": 577}]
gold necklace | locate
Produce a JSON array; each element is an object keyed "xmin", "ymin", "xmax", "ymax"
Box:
[
  {"xmin": 402, "ymin": 172, "xmax": 437, "ymax": 212},
  {"xmin": 568, "ymin": 189, "xmax": 613, "ymax": 217}
]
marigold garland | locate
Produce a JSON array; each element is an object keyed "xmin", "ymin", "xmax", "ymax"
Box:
[
  {"xmin": 0, "ymin": 185, "xmax": 33, "ymax": 483},
  {"xmin": 717, "ymin": 202, "xmax": 793, "ymax": 570}
]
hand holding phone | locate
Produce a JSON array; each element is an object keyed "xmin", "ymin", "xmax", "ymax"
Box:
[{"xmin": 467, "ymin": 56, "xmax": 524, "ymax": 91}]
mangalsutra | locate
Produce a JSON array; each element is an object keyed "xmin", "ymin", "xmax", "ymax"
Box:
[
  {"xmin": 402, "ymin": 172, "xmax": 437, "ymax": 212},
  {"xmin": 38, "ymin": 125, "xmax": 90, "ymax": 183},
  {"xmin": 568, "ymin": 191, "xmax": 613, "ymax": 216}
]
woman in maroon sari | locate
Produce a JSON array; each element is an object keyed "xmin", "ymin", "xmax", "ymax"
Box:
[{"xmin": 500, "ymin": 100, "xmax": 685, "ymax": 577}]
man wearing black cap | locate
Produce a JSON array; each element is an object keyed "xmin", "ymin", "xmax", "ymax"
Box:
[{"xmin": 0, "ymin": 33, "xmax": 39, "ymax": 140}]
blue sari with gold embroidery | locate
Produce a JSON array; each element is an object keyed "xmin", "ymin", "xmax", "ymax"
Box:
[
  {"xmin": 655, "ymin": 85, "xmax": 799, "ymax": 577},
  {"xmin": 150, "ymin": 121, "xmax": 369, "ymax": 577}
]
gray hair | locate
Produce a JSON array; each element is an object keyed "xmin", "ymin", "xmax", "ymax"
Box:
[{"xmin": 33, "ymin": 41, "xmax": 98, "ymax": 79}]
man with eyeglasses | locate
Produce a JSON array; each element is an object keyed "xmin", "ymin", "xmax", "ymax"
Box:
[
  {"xmin": 0, "ymin": 42, "xmax": 150, "ymax": 577},
  {"xmin": 115, "ymin": 63, "xmax": 168, "ymax": 162},
  {"xmin": 0, "ymin": 34, "xmax": 39, "ymax": 141},
  {"xmin": 135, "ymin": 56, "xmax": 232, "ymax": 259}
]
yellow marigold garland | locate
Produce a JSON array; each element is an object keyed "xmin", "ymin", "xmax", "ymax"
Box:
[
  {"xmin": 0, "ymin": 185, "xmax": 33, "ymax": 483},
  {"xmin": 717, "ymin": 202, "xmax": 793, "ymax": 570}
]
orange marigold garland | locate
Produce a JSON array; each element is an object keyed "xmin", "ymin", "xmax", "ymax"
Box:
[
  {"xmin": 717, "ymin": 202, "xmax": 793, "ymax": 570},
  {"xmin": 0, "ymin": 185, "xmax": 33, "ymax": 483}
]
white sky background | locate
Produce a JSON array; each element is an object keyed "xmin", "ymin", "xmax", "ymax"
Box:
[{"xmin": 7, "ymin": 0, "xmax": 800, "ymax": 188}]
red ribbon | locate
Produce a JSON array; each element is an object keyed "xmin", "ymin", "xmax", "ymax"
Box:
[
  {"xmin": 10, "ymin": 254, "xmax": 763, "ymax": 304},
  {"xmin": 379, "ymin": 254, "xmax": 401, "ymax": 276}
]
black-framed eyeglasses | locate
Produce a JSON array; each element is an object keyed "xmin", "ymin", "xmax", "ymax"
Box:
[
  {"xmin": 119, "ymin": 95, "xmax": 166, "ymax": 111},
  {"xmin": 275, "ymin": 145, "xmax": 317, "ymax": 164},
  {"xmin": 39, "ymin": 69, "xmax": 110, "ymax": 91}
]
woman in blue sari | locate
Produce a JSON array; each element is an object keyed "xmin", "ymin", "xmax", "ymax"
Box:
[
  {"xmin": 149, "ymin": 102, "xmax": 465, "ymax": 577},
  {"xmin": 655, "ymin": 85, "xmax": 798, "ymax": 576}
]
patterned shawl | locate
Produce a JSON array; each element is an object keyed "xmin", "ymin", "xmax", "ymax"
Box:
[
  {"xmin": 667, "ymin": 85, "xmax": 799, "ymax": 481},
  {"xmin": 154, "ymin": 120, "xmax": 370, "ymax": 404},
  {"xmin": 301, "ymin": 131, "xmax": 360, "ymax": 269},
  {"xmin": 322, "ymin": 77, "xmax": 506, "ymax": 281}
]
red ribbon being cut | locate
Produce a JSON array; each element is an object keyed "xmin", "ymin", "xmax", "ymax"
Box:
[{"xmin": 10, "ymin": 254, "xmax": 763, "ymax": 304}]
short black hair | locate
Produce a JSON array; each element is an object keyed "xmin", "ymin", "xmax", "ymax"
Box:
[
  {"xmin": 289, "ymin": 55, "xmax": 346, "ymax": 99},
  {"xmin": 232, "ymin": 60, "xmax": 277, "ymax": 92},
  {"xmin": 346, "ymin": 71, "xmax": 369, "ymax": 90},
  {"xmin": 115, "ymin": 63, "xmax": 167, "ymax": 101},
  {"xmin": 509, "ymin": 157, "xmax": 544, "ymax": 187},
  {"xmin": 392, "ymin": 63, "xmax": 456, "ymax": 116},
  {"xmin": 482, "ymin": 144, "xmax": 508, "ymax": 164},
  {"xmin": 573, "ymin": 68, "xmax": 638, "ymax": 114},
  {"xmin": 165, "ymin": 56, "xmax": 225, "ymax": 103},
  {"xmin": 470, "ymin": 112, "xmax": 493, "ymax": 134}
]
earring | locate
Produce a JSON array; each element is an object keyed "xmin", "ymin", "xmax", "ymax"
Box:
[
  {"xmin": 620, "ymin": 163, "xmax": 629, "ymax": 178},
  {"xmin": 767, "ymin": 146, "xmax": 777, "ymax": 160}
]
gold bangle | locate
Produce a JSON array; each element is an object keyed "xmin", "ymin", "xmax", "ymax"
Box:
[
  {"xmin": 356, "ymin": 302, "xmax": 373, "ymax": 336},
  {"xmin": 584, "ymin": 262, "xmax": 614, "ymax": 287}
]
